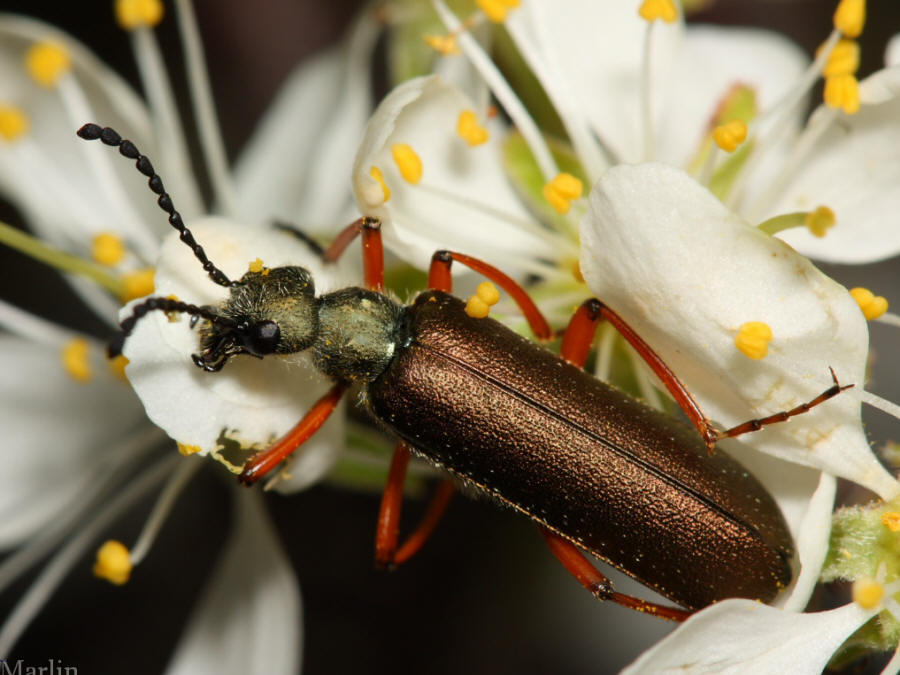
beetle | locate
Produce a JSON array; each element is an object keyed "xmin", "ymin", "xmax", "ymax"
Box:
[{"xmin": 79, "ymin": 122, "xmax": 849, "ymax": 620}]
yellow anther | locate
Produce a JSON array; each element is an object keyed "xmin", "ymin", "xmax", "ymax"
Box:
[
  {"xmin": 824, "ymin": 74, "xmax": 860, "ymax": 114},
  {"xmin": 542, "ymin": 173, "xmax": 584, "ymax": 215},
  {"xmin": 120, "ymin": 267, "xmax": 155, "ymax": 302},
  {"xmin": 881, "ymin": 511, "xmax": 900, "ymax": 532},
  {"xmin": 369, "ymin": 166, "xmax": 391, "ymax": 203},
  {"xmin": 834, "ymin": 0, "xmax": 865, "ymax": 38},
  {"xmin": 850, "ymin": 287, "xmax": 888, "ymax": 320},
  {"xmin": 824, "ymin": 39, "xmax": 860, "ymax": 78},
  {"xmin": 108, "ymin": 354, "xmax": 129, "ymax": 381},
  {"xmin": 91, "ymin": 232, "xmax": 126, "ymax": 266},
  {"xmin": 804, "ymin": 206, "xmax": 836, "ymax": 238},
  {"xmin": 62, "ymin": 337, "xmax": 92, "ymax": 382},
  {"xmin": 457, "ymin": 110, "xmax": 489, "ymax": 147},
  {"xmin": 712, "ymin": 120, "xmax": 748, "ymax": 153},
  {"xmin": 465, "ymin": 296, "xmax": 491, "ymax": 319},
  {"xmin": 177, "ymin": 443, "xmax": 202, "ymax": 456},
  {"xmin": 734, "ymin": 322, "xmax": 773, "ymax": 360},
  {"xmin": 115, "ymin": 0, "xmax": 164, "ymax": 30},
  {"xmin": 25, "ymin": 42, "xmax": 71, "ymax": 88},
  {"xmin": 0, "ymin": 105, "xmax": 28, "ymax": 141},
  {"xmin": 638, "ymin": 0, "xmax": 678, "ymax": 23},
  {"xmin": 476, "ymin": 0, "xmax": 520, "ymax": 23},
  {"xmin": 391, "ymin": 144, "xmax": 423, "ymax": 185},
  {"xmin": 476, "ymin": 282, "xmax": 500, "ymax": 306},
  {"xmin": 93, "ymin": 540, "xmax": 132, "ymax": 585},
  {"xmin": 852, "ymin": 577, "xmax": 884, "ymax": 610},
  {"xmin": 424, "ymin": 34, "xmax": 460, "ymax": 56}
]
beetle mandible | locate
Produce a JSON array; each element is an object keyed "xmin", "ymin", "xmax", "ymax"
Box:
[{"xmin": 79, "ymin": 122, "xmax": 851, "ymax": 621}]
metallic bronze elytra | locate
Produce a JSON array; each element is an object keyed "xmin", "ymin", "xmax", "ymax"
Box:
[{"xmin": 83, "ymin": 122, "xmax": 849, "ymax": 620}]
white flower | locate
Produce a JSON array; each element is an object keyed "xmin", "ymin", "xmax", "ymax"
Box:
[{"xmin": 0, "ymin": 3, "xmax": 375, "ymax": 668}]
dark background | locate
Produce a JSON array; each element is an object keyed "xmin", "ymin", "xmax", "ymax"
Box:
[{"xmin": 1, "ymin": 1, "xmax": 899, "ymax": 673}]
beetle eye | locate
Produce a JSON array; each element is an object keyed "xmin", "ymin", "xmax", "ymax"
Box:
[{"xmin": 245, "ymin": 320, "xmax": 280, "ymax": 355}]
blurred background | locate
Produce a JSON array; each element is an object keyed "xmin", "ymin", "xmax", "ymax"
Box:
[{"xmin": 0, "ymin": 1, "xmax": 899, "ymax": 673}]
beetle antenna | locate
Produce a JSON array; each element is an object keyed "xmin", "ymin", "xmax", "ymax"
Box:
[
  {"xmin": 108, "ymin": 296, "xmax": 235, "ymax": 358},
  {"xmin": 76, "ymin": 123, "xmax": 238, "ymax": 289}
]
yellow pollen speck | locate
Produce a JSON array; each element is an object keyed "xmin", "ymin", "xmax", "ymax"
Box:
[
  {"xmin": 120, "ymin": 268, "xmax": 155, "ymax": 302},
  {"xmin": 164, "ymin": 294, "xmax": 181, "ymax": 322},
  {"xmin": 391, "ymin": 144, "xmax": 423, "ymax": 184},
  {"xmin": 93, "ymin": 540, "xmax": 132, "ymax": 585},
  {"xmin": 824, "ymin": 39, "xmax": 860, "ymax": 77},
  {"xmin": 850, "ymin": 287, "xmax": 888, "ymax": 320},
  {"xmin": 115, "ymin": 0, "xmax": 164, "ymax": 30},
  {"xmin": 824, "ymin": 74, "xmax": 860, "ymax": 114},
  {"xmin": 465, "ymin": 296, "xmax": 491, "ymax": 319},
  {"xmin": 457, "ymin": 110, "xmax": 489, "ymax": 147},
  {"xmin": 638, "ymin": 0, "xmax": 678, "ymax": 23},
  {"xmin": 852, "ymin": 577, "xmax": 884, "ymax": 610},
  {"xmin": 92, "ymin": 232, "xmax": 126, "ymax": 266},
  {"xmin": 424, "ymin": 34, "xmax": 460, "ymax": 56},
  {"xmin": 62, "ymin": 337, "xmax": 92, "ymax": 382},
  {"xmin": 25, "ymin": 42, "xmax": 71, "ymax": 88},
  {"xmin": 804, "ymin": 206, "xmax": 836, "ymax": 237},
  {"xmin": 834, "ymin": 0, "xmax": 865, "ymax": 38},
  {"xmin": 476, "ymin": 0, "xmax": 520, "ymax": 23},
  {"xmin": 369, "ymin": 166, "xmax": 390, "ymax": 203},
  {"xmin": 542, "ymin": 173, "xmax": 584, "ymax": 215},
  {"xmin": 108, "ymin": 354, "xmax": 129, "ymax": 381},
  {"xmin": 178, "ymin": 443, "xmax": 202, "ymax": 456},
  {"xmin": 248, "ymin": 258, "xmax": 266, "ymax": 274},
  {"xmin": 712, "ymin": 120, "xmax": 747, "ymax": 153},
  {"xmin": 0, "ymin": 105, "xmax": 28, "ymax": 141},
  {"xmin": 881, "ymin": 511, "xmax": 900, "ymax": 532},
  {"xmin": 735, "ymin": 322, "xmax": 773, "ymax": 360}
]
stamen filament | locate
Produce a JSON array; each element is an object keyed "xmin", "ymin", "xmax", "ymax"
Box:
[
  {"xmin": 641, "ymin": 21, "xmax": 657, "ymax": 161},
  {"xmin": 173, "ymin": 0, "xmax": 236, "ymax": 217},
  {"xmin": 628, "ymin": 345, "xmax": 665, "ymax": 411},
  {"xmin": 876, "ymin": 312, "xmax": 900, "ymax": 329},
  {"xmin": 432, "ymin": 0, "xmax": 560, "ymax": 182},
  {"xmin": 0, "ymin": 298, "xmax": 77, "ymax": 346},
  {"xmin": 595, "ymin": 322, "xmax": 616, "ymax": 383},
  {"xmin": 0, "ymin": 454, "xmax": 178, "ymax": 655},
  {"xmin": 860, "ymin": 389, "xmax": 900, "ymax": 421}
]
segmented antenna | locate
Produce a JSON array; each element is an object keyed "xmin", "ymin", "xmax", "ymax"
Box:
[
  {"xmin": 76, "ymin": 123, "xmax": 238, "ymax": 288},
  {"xmin": 107, "ymin": 296, "xmax": 234, "ymax": 358}
]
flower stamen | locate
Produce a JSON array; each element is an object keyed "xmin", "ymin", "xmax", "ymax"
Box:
[
  {"xmin": 424, "ymin": 34, "xmax": 460, "ymax": 56},
  {"xmin": 121, "ymin": 268, "xmax": 155, "ymax": 302},
  {"xmin": 850, "ymin": 287, "xmax": 888, "ymax": 321},
  {"xmin": 475, "ymin": 0, "xmax": 520, "ymax": 24},
  {"xmin": 24, "ymin": 42, "xmax": 71, "ymax": 88},
  {"xmin": 93, "ymin": 540, "xmax": 132, "ymax": 585},
  {"xmin": 638, "ymin": 0, "xmax": 678, "ymax": 23},
  {"xmin": 0, "ymin": 105, "xmax": 28, "ymax": 142},
  {"xmin": 735, "ymin": 322, "xmax": 773, "ymax": 360},
  {"xmin": 542, "ymin": 173, "xmax": 583, "ymax": 215},
  {"xmin": 853, "ymin": 577, "xmax": 884, "ymax": 610},
  {"xmin": 457, "ymin": 110, "xmax": 489, "ymax": 146},
  {"xmin": 62, "ymin": 337, "xmax": 92, "ymax": 382},
  {"xmin": 392, "ymin": 143, "xmax": 423, "ymax": 184},
  {"xmin": 834, "ymin": 0, "xmax": 866, "ymax": 38},
  {"xmin": 712, "ymin": 120, "xmax": 748, "ymax": 153},
  {"xmin": 367, "ymin": 166, "xmax": 391, "ymax": 204},
  {"xmin": 91, "ymin": 232, "xmax": 126, "ymax": 267},
  {"xmin": 115, "ymin": 0, "xmax": 164, "ymax": 30},
  {"xmin": 465, "ymin": 281, "xmax": 501, "ymax": 318}
]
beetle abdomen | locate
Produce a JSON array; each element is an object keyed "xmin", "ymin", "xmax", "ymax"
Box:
[{"xmin": 367, "ymin": 291, "xmax": 793, "ymax": 610}]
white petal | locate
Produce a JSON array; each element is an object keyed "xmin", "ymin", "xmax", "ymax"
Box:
[
  {"xmin": 623, "ymin": 599, "xmax": 876, "ymax": 675},
  {"xmin": 763, "ymin": 67, "xmax": 900, "ymax": 263},
  {"xmin": 0, "ymin": 335, "xmax": 145, "ymax": 546},
  {"xmin": 165, "ymin": 489, "xmax": 301, "ymax": 675},
  {"xmin": 123, "ymin": 218, "xmax": 351, "ymax": 485},
  {"xmin": 352, "ymin": 76, "xmax": 568, "ymax": 275},
  {"xmin": 580, "ymin": 163, "xmax": 898, "ymax": 499},
  {"xmin": 233, "ymin": 14, "xmax": 379, "ymax": 231},
  {"xmin": 886, "ymin": 34, "xmax": 900, "ymax": 68}
]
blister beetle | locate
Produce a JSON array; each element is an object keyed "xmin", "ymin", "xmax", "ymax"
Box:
[{"xmin": 80, "ymin": 122, "xmax": 850, "ymax": 620}]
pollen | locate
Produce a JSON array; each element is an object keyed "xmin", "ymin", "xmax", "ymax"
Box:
[
  {"xmin": 852, "ymin": 577, "xmax": 884, "ymax": 610},
  {"xmin": 638, "ymin": 0, "xmax": 678, "ymax": 23},
  {"xmin": 115, "ymin": 0, "xmax": 164, "ymax": 30},
  {"xmin": 849, "ymin": 287, "xmax": 888, "ymax": 320},
  {"xmin": 25, "ymin": 42, "xmax": 71, "ymax": 88},
  {"xmin": 108, "ymin": 354, "xmax": 129, "ymax": 381},
  {"xmin": 881, "ymin": 511, "xmax": 900, "ymax": 532},
  {"xmin": 824, "ymin": 74, "xmax": 860, "ymax": 114},
  {"xmin": 542, "ymin": 173, "xmax": 584, "ymax": 215},
  {"xmin": 165, "ymin": 294, "xmax": 181, "ymax": 322},
  {"xmin": 457, "ymin": 110, "xmax": 489, "ymax": 147},
  {"xmin": 120, "ymin": 268, "xmax": 155, "ymax": 302},
  {"xmin": 177, "ymin": 443, "xmax": 202, "ymax": 456},
  {"xmin": 369, "ymin": 166, "xmax": 391, "ymax": 203},
  {"xmin": 248, "ymin": 257, "xmax": 268, "ymax": 274},
  {"xmin": 712, "ymin": 120, "xmax": 748, "ymax": 153},
  {"xmin": 834, "ymin": 0, "xmax": 865, "ymax": 39},
  {"xmin": 0, "ymin": 105, "xmax": 28, "ymax": 142},
  {"xmin": 476, "ymin": 0, "xmax": 520, "ymax": 23},
  {"xmin": 91, "ymin": 232, "xmax": 126, "ymax": 266},
  {"xmin": 466, "ymin": 282, "xmax": 501, "ymax": 319},
  {"xmin": 823, "ymin": 39, "xmax": 860, "ymax": 78},
  {"xmin": 62, "ymin": 337, "xmax": 92, "ymax": 382},
  {"xmin": 424, "ymin": 34, "xmax": 460, "ymax": 56},
  {"xmin": 804, "ymin": 206, "xmax": 836, "ymax": 237},
  {"xmin": 93, "ymin": 540, "xmax": 132, "ymax": 585},
  {"xmin": 391, "ymin": 144, "xmax": 423, "ymax": 185},
  {"xmin": 735, "ymin": 322, "xmax": 773, "ymax": 360}
]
